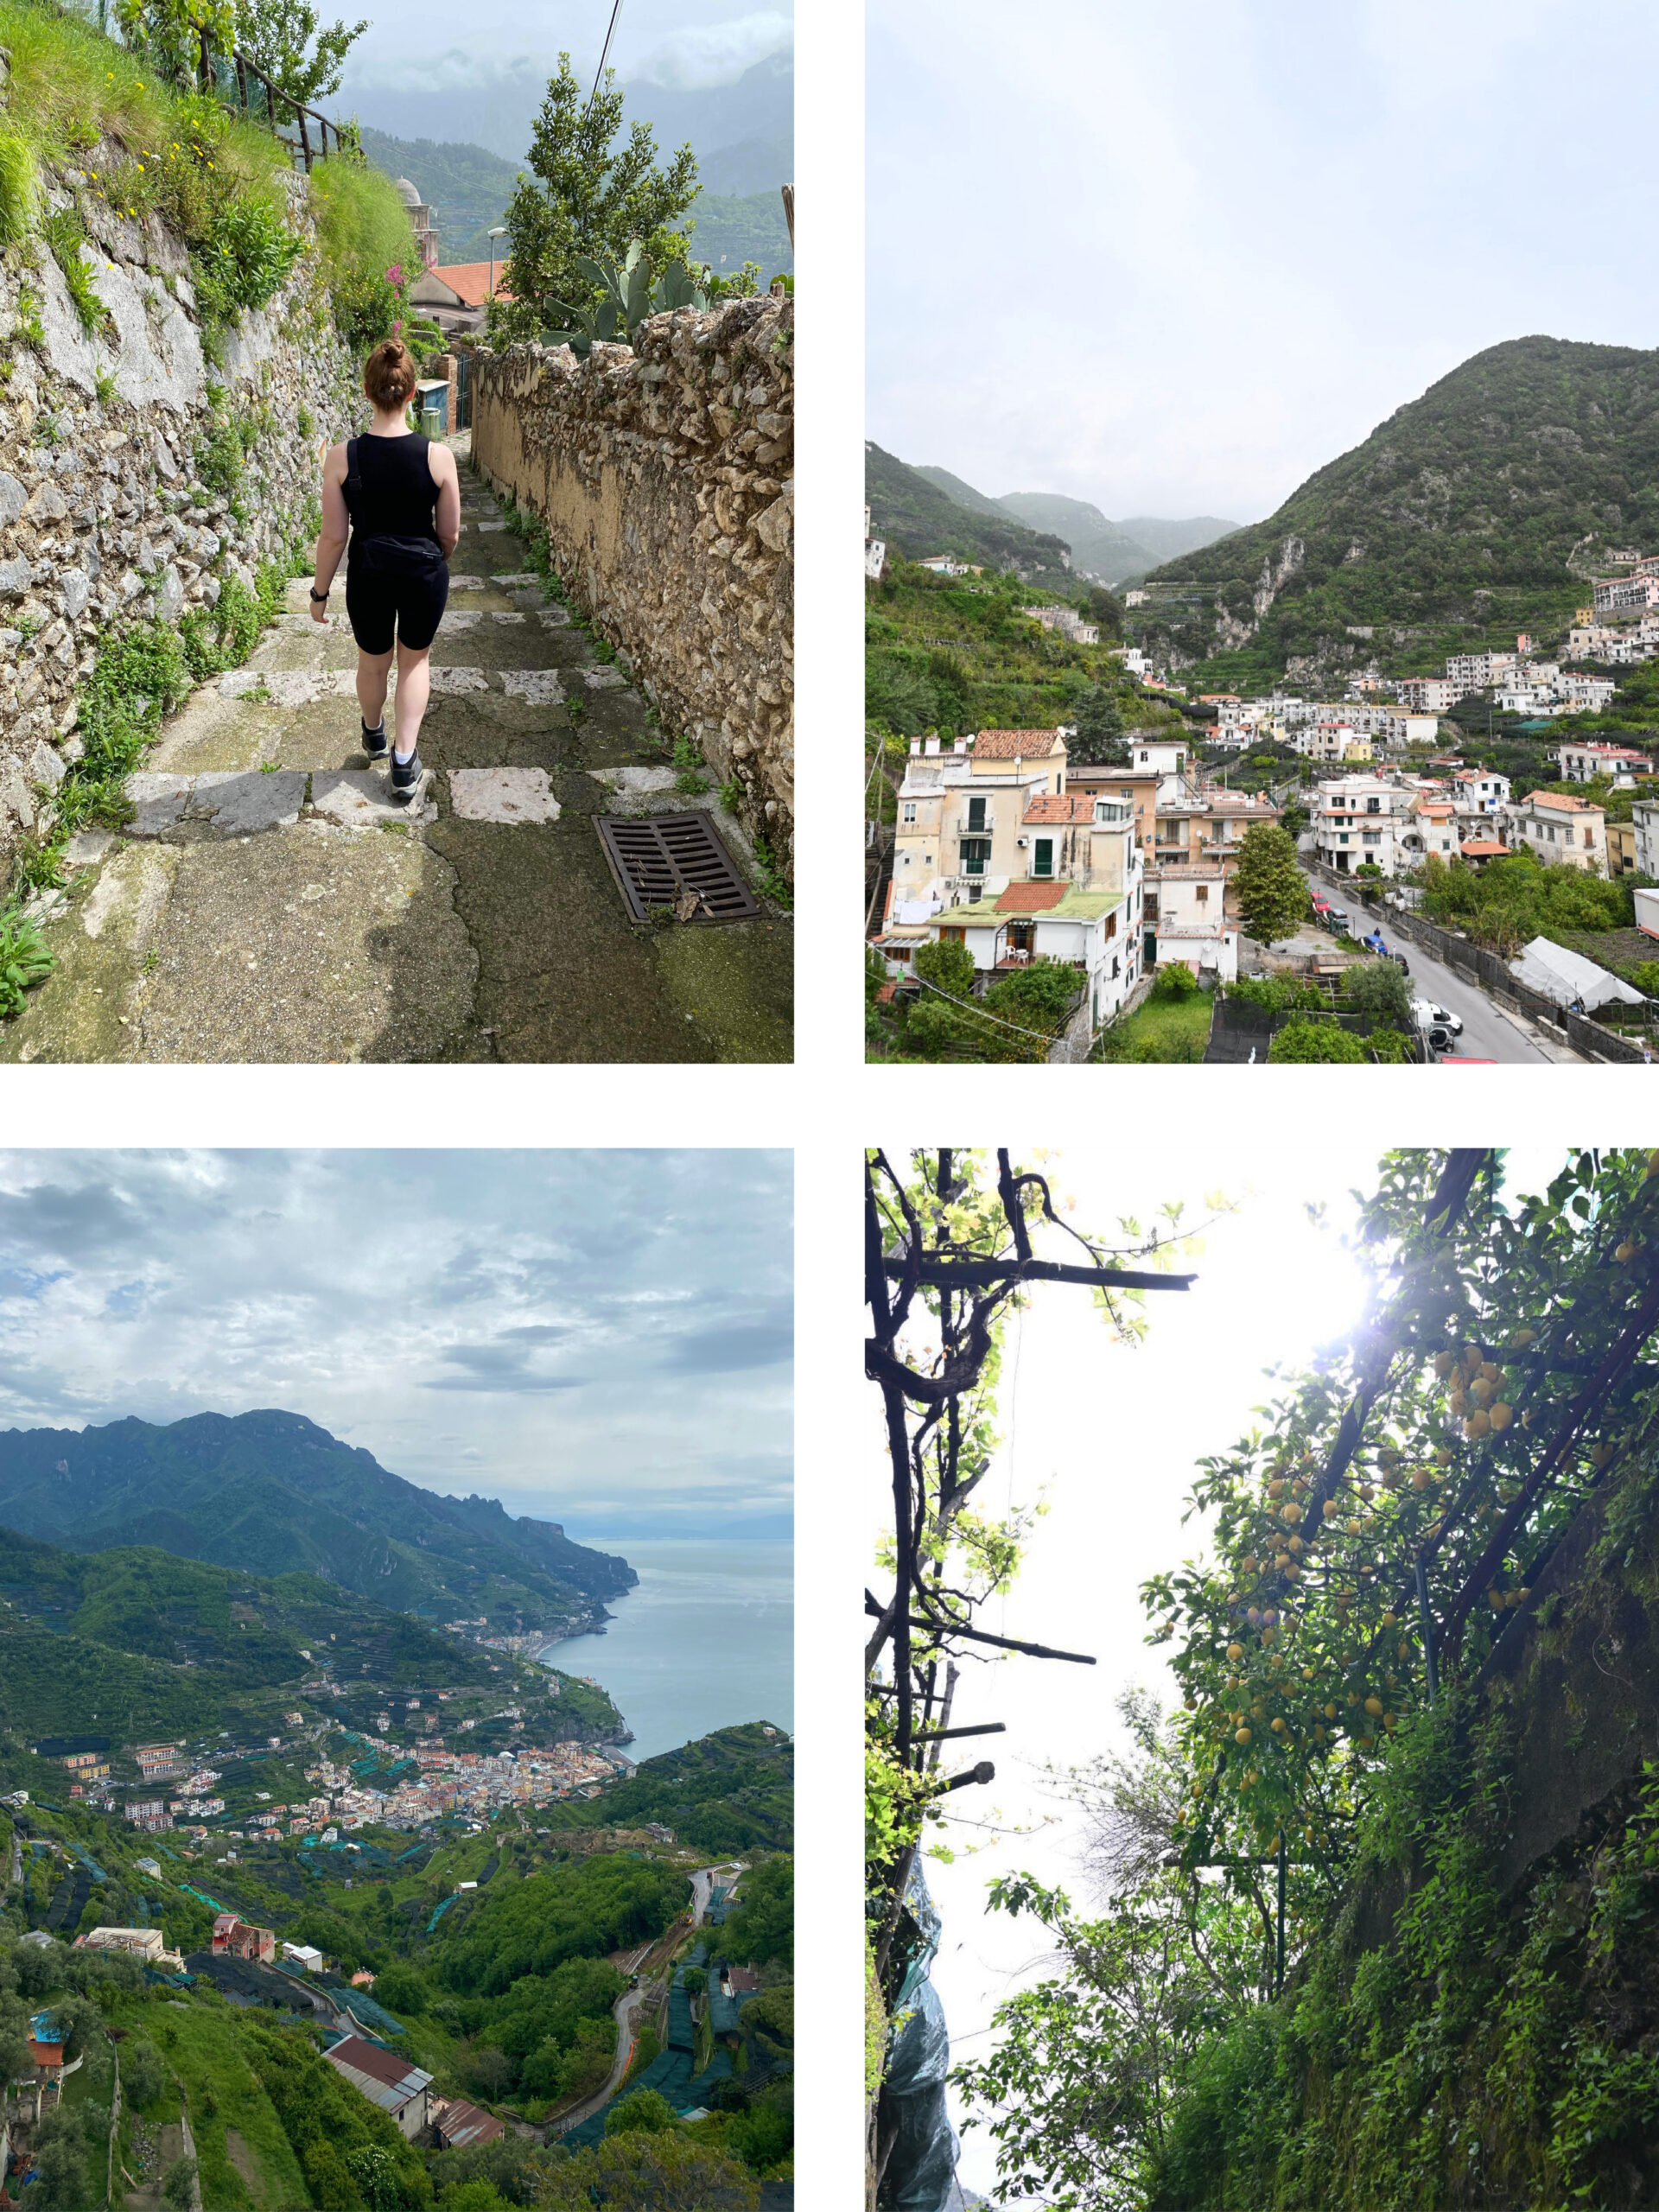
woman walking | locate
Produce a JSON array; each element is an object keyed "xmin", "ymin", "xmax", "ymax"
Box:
[{"xmin": 309, "ymin": 339, "xmax": 462, "ymax": 801}]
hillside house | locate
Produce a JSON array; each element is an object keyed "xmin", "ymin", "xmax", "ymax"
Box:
[
  {"xmin": 1446, "ymin": 652, "xmax": 1516, "ymax": 692},
  {"xmin": 322, "ymin": 2037, "xmax": 434, "ymax": 2139},
  {"xmin": 1400, "ymin": 797, "xmax": 1459, "ymax": 865},
  {"xmin": 410, "ymin": 260, "xmax": 512, "ymax": 340},
  {"xmin": 1593, "ymin": 573, "xmax": 1659, "ymax": 616},
  {"xmin": 1634, "ymin": 798, "xmax": 1659, "ymax": 879},
  {"xmin": 1029, "ymin": 605, "xmax": 1100, "ymax": 644},
  {"xmin": 28, "ymin": 2012, "xmax": 65, "ymax": 2087},
  {"xmin": 1312, "ymin": 774, "xmax": 1408, "ymax": 875},
  {"xmin": 432, "ymin": 2097, "xmax": 505, "ymax": 2150},
  {"xmin": 1500, "ymin": 789, "xmax": 1607, "ymax": 873},
  {"xmin": 212, "ymin": 1913, "xmax": 276, "ymax": 1963},
  {"xmin": 74, "ymin": 1927, "xmax": 182, "ymax": 1968},
  {"xmin": 887, "ymin": 730, "xmax": 1069, "ymax": 908},
  {"xmin": 1608, "ymin": 821, "xmax": 1639, "ymax": 875},
  {"xmin": 1399, "ymin": 676, "xmax": 1459, "ymax": 713},
  {"xmin": 1556, "ymin": 741, "xmax": 1653, "ymax": 784},
  {"xmin": 1558, "ymin": 672, "xmax": 1618, "ymax": 712},
  {"xmin": 135, "ymin": 1744, "xmax": 182, "ymax": 1782}
]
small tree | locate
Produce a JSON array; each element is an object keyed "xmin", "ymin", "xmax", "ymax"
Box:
[
  {"xmin": 1343, "ymin": 958, "xmax": 1413, "ymax": 1033},
  {"xmin": 914, "ymin": 938, "xmax": 976, "ymax": 999},
  {"xmin": 1268, "ymin": 1020, "xmax": 1367, "ymax": 1063},
  {"xmin": 494, "ymin": 56, "xmax": 698, "ymax": 346},
  {"xmin": 162, "ymin": 2153, "xmax": 198, "ymax": 2209},
  {"xmin": 681, "ymin": 1967, "xmax": 707, "ymax": 1996},
  {"xmin": 113, "ymin": 0, "xmax": 235, "ymax": 90},
  {"xmin": 1233, "ymin": 823, "xmax": 1310, "ymax": 945},
  {"xmin": 604, "ymin": 2088, "xmax": 680, "ymax": 2138},
  {"xmin": 236, "ymin": 0, "xmax": 368, "ymax": 107},
  {"xmin": 1068, "ymin": 683, "xmax": 1128, "ymax": 766}
]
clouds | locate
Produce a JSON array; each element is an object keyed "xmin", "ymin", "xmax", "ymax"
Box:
[
  {"xmin": 868, "ymin": 0, "xmax": 1659, "ymax": 521},
  {"xmin": 632, "ymin": 10, "xmax": 794, "ymax": 89},
  {"xmin": 0, "ymin": 1151, "xmax": 791, "ymax": 1538}
]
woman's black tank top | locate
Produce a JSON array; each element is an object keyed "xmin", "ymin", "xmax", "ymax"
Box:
[{"xmin": 351, "ymin": 433, "xmax": 441, "ymax": 550}]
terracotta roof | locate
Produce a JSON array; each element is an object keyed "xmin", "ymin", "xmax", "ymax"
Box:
[
  {"xmin": 1024, "ymin": 794, "xmax": 1096, "ymax": 824},
  {"xmin": 1461, "ymin": 839, "xmax": 1509, "ymax": 856},
  {"xmin": 972, "ymin": 728, "xmax": 1063, "ymax": 759},
  {"xmin": 1525, "ymin": 791, "xmax": 1597, "ymax": 812},
  {"xmin": 995, "ymin": 882, "xmax": 1068, "ymax": 912},
  {"xmin": 416, "ymin": 260, "xmax": 512, "ymax": 305}
]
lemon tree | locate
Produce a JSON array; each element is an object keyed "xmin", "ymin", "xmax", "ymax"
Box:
[{"xmin": 1141, "ymin": 1146, "xmax": 1659, "ymax": 1889}]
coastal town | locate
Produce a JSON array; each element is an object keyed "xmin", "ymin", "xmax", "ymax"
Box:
[{"xmin": 868, "ymin": 533, "xmax": 1659, "ymax": 1065}]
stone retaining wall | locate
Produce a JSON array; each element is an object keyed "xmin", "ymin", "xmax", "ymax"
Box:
[
  {"xmin": 468, "ymin": 296, "xmax": 794, "ymax": 872},
  {"xmin": 0, "ymin": 149, "xmax": 364, "ymax": 880}
]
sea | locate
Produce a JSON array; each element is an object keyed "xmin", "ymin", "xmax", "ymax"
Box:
[{"xmin": 536, "ymin": 1538, "xmax": 792, "ymax": 1764}]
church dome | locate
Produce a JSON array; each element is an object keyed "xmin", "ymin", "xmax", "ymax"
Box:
[{"xmin": 393, "ymin": 177, "xmax": 422, "ymax": 207}]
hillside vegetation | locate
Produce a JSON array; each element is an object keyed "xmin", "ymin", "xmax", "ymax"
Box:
[
  {"xmin": 0, "ymin": 1529, "xmax": 618, "ymax": 1749},
  {"xmin": 867, "ymin": 444, "xmax": 1075, "ymax": 587},
  {"xmin": 867, "ymin": 561, "xmax": 1180, "ymax": 741},
  {"xmin": 537, "ymin": 1722, "xmax": 794, "ymax": 1855},
  {"xmin": 0, "ymin": 1410, "xmax": 634, "ymax": 1632},
  {"xmin": 1139, "ymin": 336, "xmax": 1659, "ymax": 686}
]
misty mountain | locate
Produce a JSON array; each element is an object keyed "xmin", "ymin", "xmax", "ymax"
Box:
[
  {"xmin": 341, "ymin": 50, "xmax": 791, "ymax": 181},
  {"xmin": 909, "ymin": 467, "xmax": 1239, "ymax": 586}
]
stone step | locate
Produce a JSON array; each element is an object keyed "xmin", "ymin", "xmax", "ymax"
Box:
[{"xmin": 212, "ymin": 664, "xmax": 623, "ymax": 708}]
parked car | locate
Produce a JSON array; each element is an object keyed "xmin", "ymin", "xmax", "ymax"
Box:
[
  {"xmin": 1325, "ymin": 906, "xmax": 1350, "ymax": 933},
  {"xmin": 1414, "ymin": 998, "xmax": 1463, "ymax": 1036},
  {"xmin": 1427, "ymin": 1021, "xmax": 1460, "ymax": 1057}
]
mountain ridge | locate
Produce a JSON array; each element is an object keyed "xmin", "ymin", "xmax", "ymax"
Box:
[
  {"xmin": 1138, "ymin": 334, "xmax": 1659, "ymax": 682},
  {"xmin": 906, "ymin": 467, "xmax": 1239, "ymax": 586},
  {"xmin": 0, "ymin": 1411, "xmax": 634, "ymax": 1634}
]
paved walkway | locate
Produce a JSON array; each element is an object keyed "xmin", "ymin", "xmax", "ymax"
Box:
[{"xmin": 3, "ymin": 454, "xmax": 791, "ymax": 1062}]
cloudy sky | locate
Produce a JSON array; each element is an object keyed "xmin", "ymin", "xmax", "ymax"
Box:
[
  {"xmin": 868, "ymin": 0, "xmax": 1659, "ymax": 526},
  {"xmin": 336, "ymin": 1, "xmax": 791, "ymax": 153},
  {"xmin": 0, "ymin": 1151, "xmax": 791, "ymax": 1543}
]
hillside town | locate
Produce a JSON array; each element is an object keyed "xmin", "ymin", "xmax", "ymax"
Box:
[
  {"xmin": 27, "ymin": 1720, "xmax": 632, "ymax": 1843},
  {"xmin": 868, "ymin": 543, "xmax": 1659, "ymax": 1065}
]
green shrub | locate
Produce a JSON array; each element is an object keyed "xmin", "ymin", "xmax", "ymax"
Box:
[
  {"xmin": 1152, "ymin": 959, "xmax": 1198, "ymax": 1001},
  {"xmin": 0, "ymin": 901, "xmax": 54, "ymax": 1015},
  {"xmin": 192, "ymin": 190, "xmax": 302, "ymax": 327},
  {"xmin": 914, "ymin": 937, "xmax": 976, "ymax": 998},
  {"xmin": 1341, "ymin": 957, "xmax": 1414, "ymax": 1031},
  {"xmin": 1366, "ymin": 1024, "xmax": 1414, "ymax": 1063},
  {"xmin": 604, "ymin": 2088, "xmax": 679, "ymax": 2137},
  {"xmin": 1267, "ymin": 1018, "xmax": 1367, "ymax": 1063},
  {"xmin": 985, "ymin": 959, "xmax": 1077, "ymax": 1029},
  {"xmin": 1226, "ymin": 972, "xmax": 1322, "ymax": 1013},
  {"xmin": 41, "ymin": 203, "xmax": 104, "ymax": 334},
  {"xmin": 0, "ymin": 119, "xmax": 39, "ymax": 244},
  {"xmin": 308, "ymin": 155, "xmax": 419, "ymax": 354}
]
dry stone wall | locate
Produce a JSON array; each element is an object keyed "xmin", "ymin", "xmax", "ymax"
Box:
[
  {"xmin": 469, "ymin": 293, "xmax": 793, "ymax": 870},
  {"xmin": 0, "ymin": 149, "xmax": 364, "ymax": 878}
]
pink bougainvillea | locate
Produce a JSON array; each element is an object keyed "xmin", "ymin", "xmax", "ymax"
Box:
[{"xmin": 385, "ymin": 264, "xmax": 404, "ymax": 286}]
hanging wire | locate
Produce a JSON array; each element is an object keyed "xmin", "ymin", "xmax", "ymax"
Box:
[{"xmin": 588, "ymin": 0, "xmax": 626, "ymax": 111}]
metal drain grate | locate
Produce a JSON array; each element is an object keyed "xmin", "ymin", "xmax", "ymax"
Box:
[{"xmin": 595, "ymin": 811, "xmax": 760, "ymax": 925}]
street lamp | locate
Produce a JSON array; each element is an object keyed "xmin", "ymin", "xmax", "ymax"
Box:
[{"xmin": 486, "ymin": 227, "xmax": 506, "ymax": 302}]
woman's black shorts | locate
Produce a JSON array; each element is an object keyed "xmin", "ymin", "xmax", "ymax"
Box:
[{"xmin": 345, "ymin": 561, "xmax": 448, "ymax": 653}]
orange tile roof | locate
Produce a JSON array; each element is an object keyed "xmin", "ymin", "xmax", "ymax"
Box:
[
  {"xmin": 995, "ymin": 882, "xmax": 1068, "ymax": 912},
  {"xmin": 418, "ymin": 261, "xmax": 513, "ymax": 304},
  {"xmin": 1461, "ymin": 839, "xmax": 1509, "ymax": 856},
  {"xmin": 1024, "ymin": 794, "xmax": 1096, "ymax": 824},
  {"xmin": 972, "ymin": 728, "xmax": 1063, "ymax": 759},
  {"xmin": 1526, "ymin": 791, "xmax": 1596, "ymax": 811}
]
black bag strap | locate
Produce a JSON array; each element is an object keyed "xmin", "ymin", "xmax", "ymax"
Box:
[{"xmin": 343, "ymin": 437, "xmax": 363, "ymax": 532}]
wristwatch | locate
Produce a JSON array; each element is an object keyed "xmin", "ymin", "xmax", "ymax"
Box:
[{"xmin": 309, "ymin": 586, "xmax": 329, "ymax": 602}]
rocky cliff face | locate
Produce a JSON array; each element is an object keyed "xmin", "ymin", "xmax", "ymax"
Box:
[
  {"xmin": 0, "ymin": 151, "xmax": 363, "ymax": 873},
  {"xmin": 471, "ymin": 292, "xmax": 794, "ymax": 869}
]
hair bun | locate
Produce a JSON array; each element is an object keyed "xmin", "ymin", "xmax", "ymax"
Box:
[{"xmin": 364, "ymin": 338, "xmax": 419, "ymax": 410}]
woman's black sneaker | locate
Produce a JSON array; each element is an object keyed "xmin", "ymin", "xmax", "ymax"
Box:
[
  {"xmin": 390, "ymin": 748, "xmax": 424, "ymax": 802},
  {"xmin": 361, "ymin": 719, "xmax": 390, "ymax": 760}
]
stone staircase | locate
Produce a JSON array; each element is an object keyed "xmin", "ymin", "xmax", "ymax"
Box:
[{"xmin": 2, "ymin": 457, "xmax": 791, "ymax": 1062}]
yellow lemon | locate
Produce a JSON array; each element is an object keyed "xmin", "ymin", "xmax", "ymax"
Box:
[
  {"xmin": 1281, "ymin": 1502, "xmax": 1301, "ymax": 1524},
  {"xmin": 1364, "ymin": 1695, "xmax": 1383, "ymax": 1717},
  {"xmin": 1490, "ymin": 1403, "xmax": 1512, "ymax": 1432},
  {"xmin": 1227, "ymin": 1642, "xmax": 1243, "ymax": 1662},
  {"xmin": 1236, "ymin": 1726, "xmax": 1252, "ymax": 1745},
  {"xmin": 1468, "ymin": 1410, "xmax": 1491, "ymax": 1439}
]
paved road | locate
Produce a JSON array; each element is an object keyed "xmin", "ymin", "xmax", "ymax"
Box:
[
  {"xmin": 554, "ymin": 1978, "xmax": 658, "ymax": 2134},
  {"xmin": 1293, "ymin": 868, "xmax": 1569, "ymax": 1065}
]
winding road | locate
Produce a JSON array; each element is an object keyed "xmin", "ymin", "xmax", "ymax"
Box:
[{"xmin": 1291, "ymin": 866, "xmax": 1575, "ymax": 1065}]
